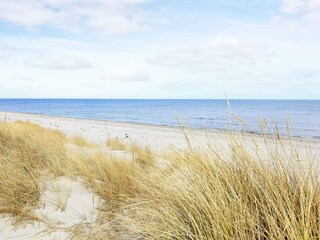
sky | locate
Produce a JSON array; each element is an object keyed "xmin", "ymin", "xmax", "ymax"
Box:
[{"xmin": 0, "ymin": 0, "xmax": 319, "ymax": 99}]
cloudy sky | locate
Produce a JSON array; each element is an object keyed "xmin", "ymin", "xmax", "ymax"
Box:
[{"xmin": 0, "ymin": 0, "xmax": 319, "ymax": 99}]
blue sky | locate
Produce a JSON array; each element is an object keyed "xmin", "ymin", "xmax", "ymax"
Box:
[{"xmin": 0, "ymin": 0, "xmax": 319, "ymax": 99}]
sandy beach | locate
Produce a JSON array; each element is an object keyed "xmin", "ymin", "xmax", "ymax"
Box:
[
  {"xmin": 1, "ymin": 111, "xmax": 320, "ymax": 152},
  {"xmin": 1, "ymin": 111, "xmax": 228, "ymax": 150}
]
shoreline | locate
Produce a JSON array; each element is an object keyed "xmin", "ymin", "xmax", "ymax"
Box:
[
  {"xmin": 1, "ymin": 111, "xmax": 320, "ymax": 151},
  {"xmin": 0, "ymin": 110, "xmax": 216, "ymax": 134},
  {"xmin": 1, "ymin": 109, "xmax": 319, "ymax": 139},
  {"xmin": 0, "ymin": 109, "xmax": 210, "ymax": 132}
]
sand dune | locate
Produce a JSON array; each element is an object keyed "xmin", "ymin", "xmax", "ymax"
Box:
[{"xmin": 1, "ymin": 111, "xmax": 320, "ymax": 239}]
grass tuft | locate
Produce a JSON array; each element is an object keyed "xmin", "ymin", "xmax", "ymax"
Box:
[{"xmin": 1, "ymin": 120, "xmax": 320, "ymax": 240}]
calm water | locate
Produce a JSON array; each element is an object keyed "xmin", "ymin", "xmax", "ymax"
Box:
[{"xmin": 0, "ymin": 99, "xmax": 319, "ymax": 138}]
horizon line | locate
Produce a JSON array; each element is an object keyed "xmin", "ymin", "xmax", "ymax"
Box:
[{"xmin": 0, "ymin": 98, "xmax": 320, "ymax": 101}]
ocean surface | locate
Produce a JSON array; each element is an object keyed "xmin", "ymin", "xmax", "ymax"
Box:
[{"xmin": 0, "ymin": 99, "xmax": 319, "ymax": 138}]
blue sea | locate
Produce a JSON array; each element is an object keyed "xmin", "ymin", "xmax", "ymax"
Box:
[{"xmin": 0, "ymin": 99, "xmax": 319, "ymax": 138}]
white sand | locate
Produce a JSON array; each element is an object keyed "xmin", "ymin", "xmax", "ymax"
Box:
[
  {"xmin": 1, "ymin": 111, "xmax": 320, "ymax": 151},
  {"xmin": 0, "ymin": 177, "xmax": 100, "ymax": 240},
  {"xmin": 0, "ymin": 111, "xmax": 228, "ymax": 150}
]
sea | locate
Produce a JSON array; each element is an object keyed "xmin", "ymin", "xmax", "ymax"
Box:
[{"xmin": 0, "ymin": 99, "xmax": 319, "ymax": 138}]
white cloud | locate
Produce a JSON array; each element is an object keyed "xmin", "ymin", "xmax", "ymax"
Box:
[
  {"xmin": 0, "ymin": 0, "xmax": 156, "ymax": 35},
  {"xmin": 0, "ymin": 1, "xmax": 54, "ymax": 27},
  {"xmin": 0, "ymin": 44, "xmax": 11, "ymax": 60},
  {"xmin": 100, "ymin": 72, "xmax": 152, "ymax": 83},
  {"xmin": 149, "ymin": 35, "xmax": 269, "ymax": 71},
  {"xmin": 12, "ymin": 73, "xmax": 35, "ymax": 82},
  {"xmin": 25, "ymin": 55, "xmax": 92, "ymax": 70},
  {"xmin": 82, "ymin": 72, "xmax": 152, "ymax": 90},
  {"xmin": 281, "ymin": 0, "xmax": 306, "ymax": 14},
  {"xmin": 308, "ymin": 0, "xmax": 320, "ymax": 10},
  {"xmin": 304, "ymin": 10, "xmax": 320, "ymax": 25},
  {"xmin": 279, "ymin": 0, "xmax": 320, "ymax": 28},
  {"xmin": 0, "ymin": 2, "xmax": 319, "ymax": 99}
]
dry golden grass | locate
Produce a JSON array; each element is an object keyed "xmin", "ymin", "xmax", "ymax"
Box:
[
  {"xmin": 106, "ymin": 137, "xmax": 155, "ymax": 166},
  {"xmin": 1, "ymin": 120, "xmax": 320, "ymax": 240},
  {"xmin": 90, "ymin": 134, "xmax": 320, "ymax": 239},
  {"xmin": 0, "ymin": 121, "xmax": 67, "ymax": 222},
  {"xmin": 129, "ymin": 143, "xmax": 156, "ymax": 167},
  {"xmin": 68, "ymin": 151, "xmax": 142, "ymax": 201},
  {"xmin": 68, "ymin": 135, "xmax": 93, "ymax": 147},
  {"xmin": 123, "ymin": 144, "xmax": 320, "ymax": 239},
  {"xmin": 106, "ymin": 137, "xmax": 127, "ymax": 150}
]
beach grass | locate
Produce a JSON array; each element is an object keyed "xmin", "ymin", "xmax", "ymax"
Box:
[
  {"xmin": 106, "ymin": 137, "xmax": 127, "ymax": 150},
  {"xmin": 69, "ymin": 135, "xmax": 93, "ymax": 147},
  {"xmin": 1, "ymin": 120, "xmax": 320, "ymax": 239},
  {"xmin": 0, "ymin": 121, "xmax": 67, "ymax": 222}
]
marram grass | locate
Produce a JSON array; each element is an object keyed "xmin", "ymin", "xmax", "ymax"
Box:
[{"xmin": 0, "ymin": 120, "xmax": 319, "ymax": 239}]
